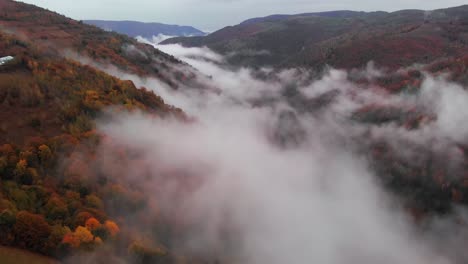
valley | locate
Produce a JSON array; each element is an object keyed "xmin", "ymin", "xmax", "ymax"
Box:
[{"xmin": 0, "ymin": 1, "xmax": 468, "ymax": 263}]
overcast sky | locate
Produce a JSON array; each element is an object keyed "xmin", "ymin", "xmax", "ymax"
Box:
[{"xmin": 20, "ymin": 0, "xmax": 468, "ymax": 31}]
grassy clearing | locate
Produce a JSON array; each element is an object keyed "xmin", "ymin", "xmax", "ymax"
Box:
[{"xmin": 0, "ymin": 246, "xmax": 57, "ymax": 264}]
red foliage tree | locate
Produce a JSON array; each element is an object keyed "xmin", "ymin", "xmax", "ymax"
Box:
[{"xmin": 13, "ymin": 211, "xmax": 52, "ymax": 254}]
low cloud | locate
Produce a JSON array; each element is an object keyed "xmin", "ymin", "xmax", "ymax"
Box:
[
  {"xmin": 82, "ymin": 42, "xmax": 468, "ymax": 263},
  {"xmin": 136, "ymin": 34, "xmax": 178, "ymax": 45}
]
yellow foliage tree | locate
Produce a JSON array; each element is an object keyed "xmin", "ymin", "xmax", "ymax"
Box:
[
  {"xmin": 74, "ymin": 226, "xmax": 93, "ymax": 244},
  {"xmin": 14, "ymin": 159, "xmax": 27, "ymax": 177},
  {"xmin": 94, "ymin": 237, "xmax": 103, "ymax": 245}
]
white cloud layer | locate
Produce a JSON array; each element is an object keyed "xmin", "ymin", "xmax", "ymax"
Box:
[{"xmin": 83, "ymin": 41, "xmax": 468, "ymax": 263}]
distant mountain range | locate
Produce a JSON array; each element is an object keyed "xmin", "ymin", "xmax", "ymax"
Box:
[
  {"xmin": 84, "ymin": 20, "xmax": 206, "ymax": 40},
  {"xmin": 162, "ymin": 6, "xmax": 468, "ymax": 69}
]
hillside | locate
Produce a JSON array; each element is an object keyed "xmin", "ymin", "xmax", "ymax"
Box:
[
  {"xmin": 162, "ymin": 6, "xmax": 468, "ymax": 69},
  {"xmin": 0, "ymin": 26, "xmax": 185, "ymax": 263},
  {"xmin": 0, "ymin": 0, "xmax": 191, "ymax": 262},
  {"xmin": 0, "ymin": 0, "xmax": 199, "ymax": 88},
  {"xmin": 84, "ymin": 20, "xmax": 206, "ymax": 40}
]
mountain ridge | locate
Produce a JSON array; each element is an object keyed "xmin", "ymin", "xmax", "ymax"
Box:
[
  {"xmin": 239, "ymin": 10, "xmax": 373, "ymax": 25},
  {"xmin": 84, "ymin": 20, "xmax": 206, "ymax": 39},
  {"xmin": 162, "ymin": 5, "xmax": 468, "ymax": 70}
]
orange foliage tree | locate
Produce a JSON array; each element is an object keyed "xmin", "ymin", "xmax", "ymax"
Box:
[
  {"xmin": 62, "ymin": 226, "xmax": 94, "ymax": 249},
  {"xmin": 85, "ymin": 217, "xmax": 101, "ymax": 231},
  {"xmin": 104, "ymin": 220, "xmax": 120, "ymax": 237}
]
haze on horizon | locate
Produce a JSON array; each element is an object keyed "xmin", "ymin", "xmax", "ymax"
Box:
[{"xmin": 19, "ymin": 0, "xmax": 468, "ymax": 31}]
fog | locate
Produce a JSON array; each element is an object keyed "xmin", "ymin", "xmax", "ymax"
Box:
[
  {"xmin": 136, "ymin": 35, "xmax": 178, "ymax": 45},
  {"xmin": 78, "ymin": 40, "xmax": 468, "ymax": 263}
]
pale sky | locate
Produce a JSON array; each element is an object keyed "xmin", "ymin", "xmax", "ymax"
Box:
[{"xmin": 20, "ymin": 0, "xmax": 468, "ymax": 31}]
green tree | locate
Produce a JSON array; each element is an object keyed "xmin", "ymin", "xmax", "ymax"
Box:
[
  {"xmin": 85, "ymin": 194, "xmax": 103, "ymax": 210},
  {"xmin": 0, "ymin": 209, "xmax": 16, "ymax": 226},
  {"xmin": 0, "ymin": 156, "xmax": 7, "ymax": 175},
  {"xmin": 129, "ymin": 241, "xmax": 169, "ymax": 264},
  {"xmin": 45, "ymin": 195, "xmax": 68, "ymax": 221},
  {"xmin": 45, "ymin": 224, "xmax": 71, "ymax": 256}
]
